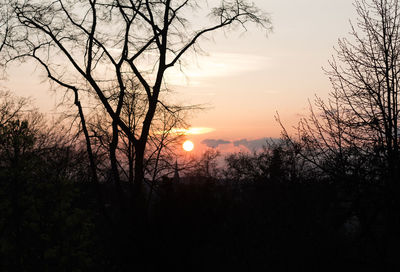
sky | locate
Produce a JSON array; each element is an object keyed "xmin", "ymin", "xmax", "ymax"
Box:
[
  {"xmin": 3, "ymin": 0, "xmax": 358, "ymax": 155},
  {"xmin": 172, "ymin": 0, "xmax": 358, "ymax": 153}
]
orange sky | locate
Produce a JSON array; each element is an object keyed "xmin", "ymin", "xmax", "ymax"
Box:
[
  {"xmin": 3, "ymin": 0, "xmax": 358, "ymax": 155},
  {"xmin": 168, "ymin": 0, "xmax": 357, "ymax": 153}
]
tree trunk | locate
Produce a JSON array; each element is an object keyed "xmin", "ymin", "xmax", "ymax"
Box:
[{"xmin": 110, "ymin": 120, "xmax": 125, "ymax": 213}]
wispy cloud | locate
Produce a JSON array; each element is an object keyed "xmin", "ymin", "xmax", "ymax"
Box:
[
  {"xmin": 155, "ymin": 127, "xmax": 215, "ymax": 135},
  {"xmin": 164, "ymin": 52, "xmax": 269, "ymax": 86},
  {"xmin": 202, "ymin": 139, "xmax": 231, "ymax": 148},
  {"xmin": 200, "ymin": 137, "xmax": 282, "ymax": 151},
  {"xmin": 233, "ymin": 138, "xmax": 281, "ymax": 151}
]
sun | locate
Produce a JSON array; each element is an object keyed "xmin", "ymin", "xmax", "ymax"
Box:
[{"xmin": 182, "ymin": 140, "xmax": 194, "ymax": 152}]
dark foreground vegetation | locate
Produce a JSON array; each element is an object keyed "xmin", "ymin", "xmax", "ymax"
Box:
[
  {"xmin": 1, "ymin": 95, "xmax": 399, "ymax": 271},
  {"xmin": 1, "ymin": 159, "xmax": 399, "ymax": 272},
  {"xmin": 1, "ymin": 0, "xmax": 400, "ymax": 271}
]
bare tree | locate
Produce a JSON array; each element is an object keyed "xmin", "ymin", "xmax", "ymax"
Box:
[
  {"xmin": 3, "ymin": 0, "xmax": 271, "ymax": 201},
  {"xmin": 329, "ymin": 0, "xmax": 400, "ymax": 182},
  {"xmin": 276, "ymin": 3, "xmax": 400, "ymax": 263},
  {"xmin": 0, "ymin": 1, "xmax": 11, "ymax": 57},
  {"xmin": 86, "ymin": 81, "xmax": 191, "ymax": 206},
  {"xmin": 0, "ymin": 90, "xmax": 29, "ymax": 127},
  {"xmin": 280, "ymin": 0, "xmax": 400, "ymax": 184},
  {"xmin": 279, "ymin": 96, "xmax": 370, "ymax": 182}
]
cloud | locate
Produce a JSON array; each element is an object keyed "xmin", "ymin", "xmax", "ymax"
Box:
[
  {"xmin": 233, "ymin": 138, "xmax": 281, "ymax": 151},
  {"xmin": 164, "ymin": 52, "xmax": 269, "ymax": 86},
  {"xmin": 155, "ymin": 127, "xmax": 215, "ymax": 135},
  {"xmin": 202, "ymin": 139, "xmax": 231, "ymax": 148}
]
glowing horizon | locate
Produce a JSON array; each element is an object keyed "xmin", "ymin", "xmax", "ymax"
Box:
[{"xmin": 155, "ymin": 127, "xmax": 216, "ymax": 136}]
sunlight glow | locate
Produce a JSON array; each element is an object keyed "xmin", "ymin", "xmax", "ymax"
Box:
[
  {"xmin": 156, "ymin": 127, "xmax": 215, "ymax": 135},
  {"xmin": 183, "ymin": 140, "xmax": 194, "ymax": 152}
]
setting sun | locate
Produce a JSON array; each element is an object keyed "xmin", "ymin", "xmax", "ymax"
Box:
[{"xmin": 182, "ymin": 140, "xmax": 194, "ymax": 152}]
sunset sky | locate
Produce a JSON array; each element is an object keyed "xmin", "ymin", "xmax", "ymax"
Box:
[
  {"xmin": 4, "ymin": 0, "xmax": 358, "ymax": 154},
  {"xmin": 173, "ymin": 0, "xmax": 357, "ymax": 153}
]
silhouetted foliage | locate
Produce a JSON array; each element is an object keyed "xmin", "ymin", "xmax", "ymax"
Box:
[
  {"xmin": 0, "ymin": 92, "xmax": 103, "ymax": 271},
  {"xmin": 224, "ymin": 139, "xmax": 308, "ymax": 182},
  {"xmin": 1, "ymin": 0, "xmax": 271, "ymax": 206},
  {"xmin": 277, "ymin": 0, "xmax": 400, "ymax": 269},
  {"xmin": 2, "ymin": 1, "xmax": 400, "ymax": 271},
  {"xmin": 0, "ymin": 90, "xmax": 399, "ymax": 271}
]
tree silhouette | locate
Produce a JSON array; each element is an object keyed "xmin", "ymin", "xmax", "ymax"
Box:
[
  {"xmin": 2, "ymin": 0, "xmax": 271, "ymax": 202},
  {"xmin": 327, "ymin": 0, "xmax": 400, "ymax": 183},
  {"xmin": 281, "ymin": 0, "xmax": 400, "ymax": 184},
  {"xmin": 278, "ymin": 1, "xmax": 400, "ymax": 267}
]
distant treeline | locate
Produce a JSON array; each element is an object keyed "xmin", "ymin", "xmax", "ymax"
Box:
[
  {"xmin": 1, "ymin": 91, "xmax": 399, "ymax": 271},
  {"xmin": 2, "ymin": 0, "xmax": 400, "ymax": 270}
]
